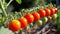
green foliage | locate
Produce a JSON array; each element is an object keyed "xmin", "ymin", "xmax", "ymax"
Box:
[
  {"xmin": 45, "ymin": 0, "xmax": 56, "ymax": 4},
  {"xmin": 33, "ymin": 0, "xmax": 41, "ymax": 6},
  {"xmin": 0, "ymin": 9, "xmax": 2, "ymax": 13},
  {"xmin": 0, "ymin": 27, "xmax": 14, "ymax": 34},
  {"xmin": 55, "ymin": 6, "xmax": 60, "ymax": 29},
  {"xmin": 16, "ymin": 0, "xmax": 22, "ymax": 4},
  {"xmin": 33, "ymin": 0, "xmax": 44, "ymax": 6}
]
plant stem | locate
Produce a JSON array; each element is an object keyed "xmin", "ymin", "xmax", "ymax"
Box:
[
  {"xmin": 0, "ymin": 0, "xmax": 7, "ymax": 17},
  {"xmin": 6, "ymin": 0, "xmax": 13, "ymax": 8}
]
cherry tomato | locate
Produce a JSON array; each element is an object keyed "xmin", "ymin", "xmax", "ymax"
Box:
[
  {"xmin": 38, "ymin": 9, "xmax": 46, "ymax": 18},
  {"xmin": 36, "ymin": 20, "xmax": 42, "ymax": 26},
  {"xmin": 9, "ymin": 20, "xmax": 21, "ymax": 32},
  {"xmin": 44, "ymin": 8, "xmax": 51, "ymax": 16},
  {"xmin": 54, "ymin": 8, "xmax": 58, "ymax": 14},
  {"xmin": 52, "ymin": 14, "xmax": 57, "ymax": 19},
  {"xmin": 32, "ymin": 12, "xmax": 40, "ymax": 22},
  {"xmin": 49, "ymin": 8, "xmax": 55, "ymax": 15},
  {"xmin": 24, "ymin": 14, "xmax": 34, "ymax": 24},
  {"xmin": 42, "ymin": 17, "xmax": 48, "ymax": 23},
  {"xmin": 19, "ymin": 17, "xmax": 28, "ymax": 28}
]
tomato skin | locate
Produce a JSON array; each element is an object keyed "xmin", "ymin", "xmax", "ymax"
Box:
[
  {"xmin": 42, "ymin": 17, "xmax": 48, "ymax": 23},
  {"xmin": 24, "ymin": 14, "xmax": 34, "ymax": 24},
  {"xmin": 52, "ymin": 14, "xmax": 58, "ymax": 19},
  {"xmin": 9, "ymin": 20, "xmax": 21, "ymax": 32},
  {"xmin": 38, "ymin": 9, "xmax": 46, "ymax": 18},
  {"xmin": 19, "ymin": 17, "xmax": 28, "ymax": 28},
  {"xmin": 32, "ymin": 12, "xmax": 40, "ymax": 22},
  {"xmin": 44, "ymin": 8, "xmax": 51, "ymax": 16},
  {"xmin": 36, "ymin": 20, "xmax": 42, "ymax": 26},
  {"xmin": 49, "ymin": 8, "xmax": 55, "ymax": 15},
  {"xmin": 54, "ymin": 8, "xmax": 58, "ymax": 14}
]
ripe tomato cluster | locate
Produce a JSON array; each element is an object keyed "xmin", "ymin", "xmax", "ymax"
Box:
[{"xmin": 8, "ymin": 7, "xmax": 57, "ymax": 32}]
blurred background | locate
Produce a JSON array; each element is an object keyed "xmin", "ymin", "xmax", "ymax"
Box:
[{"xmin": 5, "ymin": 0, "xmax": 58, "ymax": 12}]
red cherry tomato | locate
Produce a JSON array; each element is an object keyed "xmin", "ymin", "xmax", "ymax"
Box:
[
  {"xmin": 9, "ymin": 20, "xmax": 21, "ymax": 32},
  {"xmin": 44, "ymin": 8, "xmax": 51, "ymax": 16},
  {"xmin": 32, "ymin": 12, "xmax": 40, "ymax": 22},
  {"xmin": 49, "ymin": 8, "xmax": 55, "ymax": 15},
  {"xmin": 54, "ymin": 8, "xmax": 58, "ymax": 14},
  {"xmin": 24, "ymin": 14, "xmax": 34, "ymax": 24},
  {"xmin": 38, "ymin": 9, "xmax": 46, "ymax": 18},
  {"xmin": 19, "ymin": 17, "xmax": 28, "ymax": 28}
]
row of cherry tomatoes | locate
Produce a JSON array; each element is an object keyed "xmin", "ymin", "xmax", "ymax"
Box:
[{"xmin": 8, "ymin": 7, "xmax": 57, "ymax": 32}]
